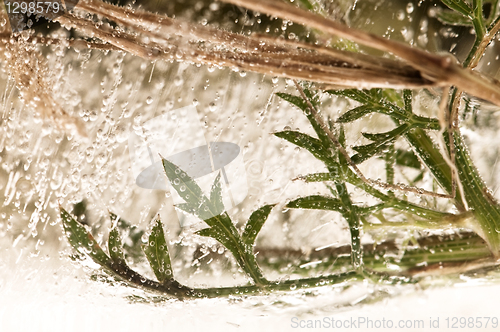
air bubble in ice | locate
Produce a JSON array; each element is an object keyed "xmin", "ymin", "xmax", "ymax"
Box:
[{"xmin": 406, "ymin": 3, "xmax": 414, "ymax": 14}]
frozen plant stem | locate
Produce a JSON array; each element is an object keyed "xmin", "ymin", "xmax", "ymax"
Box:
[
  {"xmin": 335, "ymin": 182, "xmax": 364, "ymax": 272},
  {"xmin": 436, "ymin": 2, "xmax": 500, "ymax": 255},
  {"xmin": 293, "ymin": 81, "xmax": 453, "ymax": 199},
  {"xmin": 61, "ymin": 205, "xmax": 369, "ymax": 299},
  {"xmin": 220, "ymin": 0, "xmax": 500, "ymax": 105}
]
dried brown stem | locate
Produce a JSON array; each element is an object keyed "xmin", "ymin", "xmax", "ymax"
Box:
[
  {"xmin": 54, "ymin": 4, "xmax": 433, "ymax": 88},
  {"xmin": 470, "ymin": 18, "xmax": 500, "ymax": 70},
  {"xmin": 221, "ymin": 0, "xmax": 500, "ymax": 106}
]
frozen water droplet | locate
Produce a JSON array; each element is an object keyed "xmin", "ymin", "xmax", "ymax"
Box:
[
  {"xmin": 406, "ymin": 3, "xmax": 414, "ymax": 14},
  {"xmin": 174, "ymin": 76, "xmax": 183, "ymax": 86},
  {"xmin": 396, "ymin": 10, "xmax": 405, "ymax": 20},
  {"xmin": 209, "ymin": 2, "xmax": 219, "ymax": 10}
]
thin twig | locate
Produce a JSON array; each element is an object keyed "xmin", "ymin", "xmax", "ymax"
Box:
[
  {"xmin": 437, "ymin": 88, "xmax": 469, "ymax": 208},
  {"xmin": 55, "ymin": 0, "xmax": 500, "ymax": 98},
  {"xmin": 470, "ymin": 17, "xmax": 500, "ymax": 69},
  {"xmin": 54, "ymin": 6, "xmax": 432, "ymax": 88},
  {"xmin": 293, "ymin": 80, "xmax": 454, "ymax": 199},
  {"xmin": 437, "ymin": 87, "xmax": 455, "ymax": 200}
]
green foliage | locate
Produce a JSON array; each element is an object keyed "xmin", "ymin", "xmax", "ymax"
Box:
[
  {"xmin": 59, "ymin": 0, "xmax": 500, "ymax": 300},
  {"xmin": 441, "ymin": 0, "xmax": 474, "ymax": 17},
  {"xmin": 274, "ymin": 130, "xmax": 335, "ymax": 165},
  {"xmin": 437, "ymin": 10, "xmax": 473, "ymax": 26},
  {"xmin": 108, "ymin": 228, "xmax": 126, "ymax": 264},
  {"xmin": 61, "ymin": 208, "xmax": 112, "ymax": 268},
  {"xmin": 352, "ymin": 124, "xmax": 411, "ymax": 164},
  {"xmin": 395, "ymin": 149, "xmax": 421, "ymax": 169},
  {"xmin": 61, "ymin": 207, "xmax": 194, "ymax": 298},
  {"xmin": 242, "ymin": 204, "xmax": 276, "ymax": 246},
  {"xmin": 142, "ymin": 217, "xmax": 174, "ymax": 284},
  {"xmin": 162, "ymin": 158, "xmax": 270, "ymax": 286},
  {"xmin": 287, "ymin": 195, "xmax": 344, "ymax": 212}
]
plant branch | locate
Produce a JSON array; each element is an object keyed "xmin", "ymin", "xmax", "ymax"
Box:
[
  {"xmin": 294, "ymin": 81, "xmax": 453, "ymax": 199},
  {"xmin": 32, "ymin": 0, "xmax": 498, "ymax": 103}
]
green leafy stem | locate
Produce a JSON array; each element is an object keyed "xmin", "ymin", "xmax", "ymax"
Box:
[
  {"xmin": 60, "ymin": 202, "xmax": 494, "ymax": 300},
  {"xmin": 59, "ymin": 0, "xmax": 500, "ymax": 299},
  {"xmin": 60, "ymin": 85, "xmax": 500, "ymax": 299},
  {"xmin": 59, "ymin": 157, "xmax": 367, "ymax": 299}
]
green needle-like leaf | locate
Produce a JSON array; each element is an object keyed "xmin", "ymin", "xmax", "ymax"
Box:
[
  {"xmin": 276, "ymin": 92, "xmax": 309, "ymax": 112},
  {"xmin": 362, "ymin": 124, "xmax": 410, "ymax": 142},
  {"xmin": 337, "ymin": 105, "xmax": 378, "ymax": 123},
  {"xmin": 174, "ymin": 202, "xmax": 199, "ymax": 215},
  {"xmin": 299, "ymin": 172, "xmax": 332, "ymax": 182},
  {"xmin": 61, "ymin": 208, "xmax": 112, "ymax": 267},
  {"xmin": 276, "ymin": 91, "xmax": 333, "ymax": 150},
  {"xmin": 351, "ymin": 141, "xmax": 392, "ymax": 164},
  {"xmin": 209, "ymin": 172, "xmax": 224, "ymax": 216},
  {"xmin": 109, "ymin": 228, "xmax": 125, "ymax": 264},
  {"xmin": 143, "ymin": 217, "xmax": 174, "ymax": 284},
  {"xmin": 329, "ymin": 89, "xmax": 419, "ymax": 124},
  {"xmin": 395, "ymin": 149, "xmax": 421, "ymax": 169},
  {"xmin": 242, "ymin": 204, "xmax": 276, "ymax": 246},
  {"xmin": 195, "ymin": 214, "xmax": 240, "ymax": 252},
  {"xmin": 163, "ymin": 159, "xmax": 224, "ymax": 220},
  {"xmin": 352, "ymin": 124, "xmax": 410, "ymax": 164},
  {"xmin": 274, "ymin": 130, "xmax": 335, "ymax": 165},
  {"xmin": 328, "ymin": 89, "xmax": 372, "ymax": 104},
  {"xmin": 162, "ymin": 158, "xmax": 204, "ymax": 205},
  {"xmin": 287, "ymin": 195, "xmax": 344, "ymax": 212},
  {"xmin": 195, "ymin": 228, "xmax": 217, "ymax": 238},
  {"xmin": 438, "ymin": 9, "xmax": 473, "ymax": 25},
  {"xmin": 163, "ymin": 160, "xmax": 236, "ymax": 239},
  {"xmin": 441, "ymin": 0, "xmax": 473, "ymax": 17}
]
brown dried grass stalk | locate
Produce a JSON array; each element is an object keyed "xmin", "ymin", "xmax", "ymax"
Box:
[
  {"xmin": 3, "ymin": 0, "xmax": 500, "ymax": 134},
  {"xmin": 54, "ymin": 0, "xmax": 432, "ymax": 88},
  {"xmin": 53, "ymin": 0, "xmax": 500, "ymax": 104}
]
